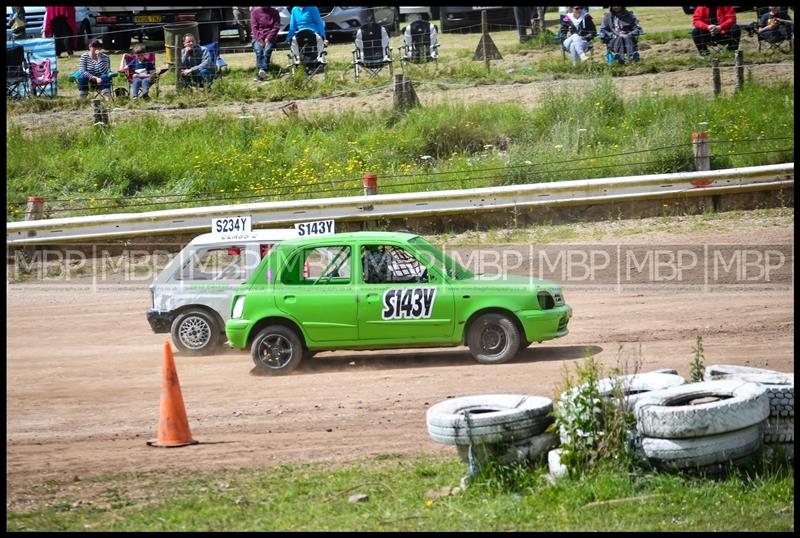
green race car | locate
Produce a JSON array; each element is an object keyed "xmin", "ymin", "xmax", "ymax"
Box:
[{"xmin": 226, "ymin": 231, "xmax": 572, "ymax": 375}]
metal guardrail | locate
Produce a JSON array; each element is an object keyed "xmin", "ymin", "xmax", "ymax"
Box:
[{"xmin": 6, "ymin": 163, "xmax": 794, "ymax": 245}]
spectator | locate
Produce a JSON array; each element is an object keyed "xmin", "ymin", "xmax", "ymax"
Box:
[
  {"xmin": 599, "ymin": 6, "xmax": 643, "ymax": 64},
  {"xmin": 560, "ymin": 5, "xmax": 597, "ymax": 64},
  {"xmin": 179, "ymin": 33, "xmax": 214, "ymax": 87},
  {"xmin": 514, "ymin": 6, "xmax": 533, "ymax": 42},
  {"xmin": 121, "ymin": 44, "xmax": 157, "ymax": 100},
  {"xmin": 756, "ymin": 6, "xmax": 793, "ymax": 44},
  {"xmin": 233, "ymin": 7, "xmax": 252, "ymax": 44},
  {"xmin": 43, "ymin": 6, "xmax": 77, "ymax": 58},
  {"xmin": 9, "ymin": 6, "xmax": 26, "ymax": 39},
  {"xmin": 285, "ymin": 5, "xmax": 327, "ymax": 53},
  {"xmin": 691, "ymin": 5, "xmax": 741, "ymax": 56},
  {"xmin": 76, "ymin": 39, "xmax": 113, "ymax": 99},
  {"xmin": 251, "ymin": 6, "xmax": 282, "ymax": 81}
]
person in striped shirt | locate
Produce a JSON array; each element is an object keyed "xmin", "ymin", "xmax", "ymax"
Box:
[{"xmin": 77, "ymin": 39, "xmax": 113, "ymax": 98}]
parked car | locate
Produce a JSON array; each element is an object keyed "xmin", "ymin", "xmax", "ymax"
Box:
[
  {"xmin": 399, "ymin": 6, "xmax": 432, "ymax": 22},
  {"xmin": 6, "ymin": 6, "xmax": 102, "ymax": 48},
  {"xmin": 226, "ymin": 231, "xmax": 572, "ymax": 375},
  {"xmin": 438, "ymin": 6, "xmax": 516, "ymax": 33}
]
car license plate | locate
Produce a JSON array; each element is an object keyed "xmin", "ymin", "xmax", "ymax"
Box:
[{"xmin": 135, "ymin": 15, "xmax": 162, "ymax": 23}]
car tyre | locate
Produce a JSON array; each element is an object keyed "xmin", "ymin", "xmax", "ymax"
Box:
[
  {"xmin": 467, "ymin": 313, "xmax": 520, "ymax": 364},
  {"xmin": 251, "ymin": 325, "xmax": 304, "ymax": 375},
  {"xmin": 634, "ymin": 379, "xmax": 770, "ymax": 439},
  {"xmin": 171, "ymin": 309, "xmax": 223, "ymax": 355}
]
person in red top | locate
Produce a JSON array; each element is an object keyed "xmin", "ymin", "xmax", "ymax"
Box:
[
  {"xmin": 691, "ymin": 5, "xmax": 741, "ymax": 56},
  {"xmin": 43, "ymin": 6, "xmax": 77, "ymax": 58},
  {"xmin": 250, "ymin": 6, "xmax": 282, "ymax": 81}
]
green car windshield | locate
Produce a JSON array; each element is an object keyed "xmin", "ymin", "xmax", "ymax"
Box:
[{"xmin": 409, "ymin": 237, "xmax": 473, "ymax": 280}]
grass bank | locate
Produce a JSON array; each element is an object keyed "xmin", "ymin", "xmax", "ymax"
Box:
[
  {"xmin": 7, "ymin": 452, "xmax": 793, "ymax": 531},
  {"xmin": 6, "ymin": 79, "xmax": 794, "ymax": 221}
]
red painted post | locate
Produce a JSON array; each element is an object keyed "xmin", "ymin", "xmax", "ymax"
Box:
[
  {"xmin": 363, "ymin": 173, "xmax": 378, "ymax": 196},
  {"xmin": 25, "ymin": 196, "xmax": 45, "ymax": 221}
]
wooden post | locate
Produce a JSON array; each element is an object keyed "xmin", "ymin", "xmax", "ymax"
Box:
[
  {"xmin": 481, "ymin": 10, "xmax": 490, "ymax": 73},
  {"xmin": 711, "ymin": 59, "xmax": 721, "ymax": 97},
  {"xmin": 92, "ymin": 98, "xmax": 109, "ymax": 126},
  {"xmin": 23, "ymin": 196, "xmax": 45, "ymax": 261},
  {"xmin": 175, "ymin": 35, "xmax": 181, "ymax": 91},
  {"xmin": 394, "ymin": 74, "xmax": 419, "ymax": 112},
  {"xmin": 25, "ymin": 196, "xmax": 44, "ymax": 221},
  {"xmin": 362, "ymin": 173, "xmax": 377, "ymax": 212},
  {"xmin": 735, "ymin": 50, "xmax": 744, "ymax": 92},
  {"xmin": 403, "ymin": 75, "xmax": 419, "ymax": 108},
  {"xmin": 692, "ymin": 131, "xmax": 710, "ymax": 171}
]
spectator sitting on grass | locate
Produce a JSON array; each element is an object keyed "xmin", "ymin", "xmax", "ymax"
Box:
[
  {"xmin": 180, "ymin": 33, "xmax": 214, "ymax": 87},
  {"xmin": 560, "ymin": 5, "xmax": 597, "ymax": 65},
  {"xmin": 691, "ymin": 5, "xmax": 741, "ymax": 56},
  {"xmin": 76, "ymin": 39, "xmax": 112, "ymax": 99},
  {"xmin": 599, "ymin": 6, "xmax": 643, "ymax": 64},
  {"xmin": 120, "ymin": 44, "xmax": 157, "ymax": 100},
  {"xmin": 285, "ymin": 6, "xmax": 327, "ymax": 57},
  {"xmin": 757, "ymin": 6, "xmax": 793, "ymax": 44},
  {"xmin": 251, "ymin": 6, "xmax": 282, "ymax": 81}
]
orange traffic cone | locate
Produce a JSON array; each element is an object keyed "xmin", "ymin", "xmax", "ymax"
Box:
[{"xmin": 147, "ymin": 341, "xmax": 199, "ymax": 448}]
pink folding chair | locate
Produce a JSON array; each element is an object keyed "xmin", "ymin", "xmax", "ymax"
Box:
[{"xmin": 28, "ymin": 58, "xmax": 59, "ymax": 98}]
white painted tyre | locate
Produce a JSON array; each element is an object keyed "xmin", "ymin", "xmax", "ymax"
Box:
[
  {"xmin": 427, "ymin": 394, "xmax": 553, "ymax": 446},
  {"xmin": 455, "ymin": 431, "xmax": 558, "ymax": 465},
  {"xmin": 634, "ymin": 379, "xmax": 769, "ymax": 439},
  {"xmin": 548, "ymin": 448, "xmax": 568, "ymax": 478},
  {"xmin": 704, "ymin": 364, "xmax": 791, "ymax": 380},
  {"xmin": 560, "ymin": 372, "xmax": 686, "ymax": 411},
  {"xmin": 703, "ymin": 364, "xmax": 794, "ymax": 418},
  {"xmin": 763, "ymin": 416, "xmax": 794, "ymax": 444},
  {"xmin": 640, "ymin": 423, "xmax": 762, "ymax": 470}
]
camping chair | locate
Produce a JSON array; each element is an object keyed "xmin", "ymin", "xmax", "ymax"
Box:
[
  {"xmin": 558, "ymin": 33, "xmax": 595, "ymax": 63},
  {"xmin": 117, "ymin": 52, "xmax": 169, "ymax": 98},
  {"xmin": 6, "ymin": 45, "xmax": 30, "ymax": 99},
  {"xmin": 288, "ymin": 29, "xmax": 328, "ymax": 79},
  {"xmin": 756, "ymin": 24, "xmax": 794, "ymax": 53},
  {"xmin": 68, "ymin": 69, "xmax": 120, "ymax": 99},
  {"xmin": 399, "ymin": 19, "xmax": 440, "ymax": 68},
  {"xmin": 28, "ymin": 57, "xmax": 58, "ymax": 98},
  {"xmin": 352, "ymin": 22, "xmax": 393, "ymax": 80}
]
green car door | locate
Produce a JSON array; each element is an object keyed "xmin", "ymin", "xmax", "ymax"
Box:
[
  {"xmin": 274, "ymin": 244, "xmax": 358, "ymax": 342},
  {"xmin": 356, "ymin": 243, "xmax": 454, "ymax": 342}
]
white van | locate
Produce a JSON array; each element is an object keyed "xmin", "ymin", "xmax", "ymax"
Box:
[{"xmin": 146, "ymin": 228, "xmax": 299, "ymax": 355}]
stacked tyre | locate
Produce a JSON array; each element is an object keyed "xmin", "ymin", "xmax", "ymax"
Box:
[
  {"xmin": 550, "ymin": 371, "xmax": 686, "ymax": 477},
  {"xmin": 704, "ymin": 364, "xmax": 794, "ymax": 461},
  {"xmin": 633, "ymin": 379, "xmax": 770, "ymax": 472},
  {"xmin": 426, "ymin": 394, "xmax": 557, "ymax": 467}
]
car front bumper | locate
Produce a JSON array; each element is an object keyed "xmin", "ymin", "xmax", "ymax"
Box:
[
  {"xmin": 518, "ymin": 305, "xmax": 572, "ymax": 342},
  {"xmin": 146, "ymin": 309, "xmax": 172, "ymax": 333},
  {"xmin": 225, "ymin": 319, "xmax": 251, "ymax": 349}
]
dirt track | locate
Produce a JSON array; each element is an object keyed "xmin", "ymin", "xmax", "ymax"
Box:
[{"xmin": 6, "ymin": 221, "xmax": 794, "ymax": 504}]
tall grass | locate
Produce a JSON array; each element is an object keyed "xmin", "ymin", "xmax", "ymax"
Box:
[
  {"xmin": 6, "ymin": 79, "xmax": 793, "ymax": 220},
  {"xmin": 6, "ymin": 452, "xmax": 794, "ymax": 531}
]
